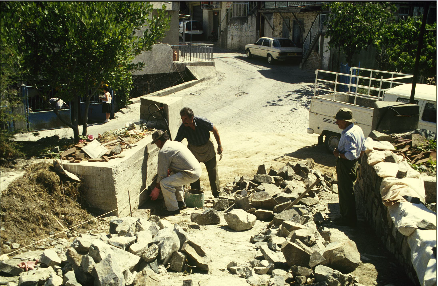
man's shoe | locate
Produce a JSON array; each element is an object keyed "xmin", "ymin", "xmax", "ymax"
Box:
[
  {"xmin": 178, "ymin": 201, "xmax": 187, "ymax": 210},
  {"xmin": 160, "ymin": 209, "xmax": 180, "ymax": 216}
]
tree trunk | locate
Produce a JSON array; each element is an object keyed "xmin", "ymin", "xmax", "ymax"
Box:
[
  {"xmin": 72, "ymin": 95, "xmax": 81, "ymax": 143},
  {"xmin": 82, "ymin": 96, "xmax": 91, "ymax": 136}
]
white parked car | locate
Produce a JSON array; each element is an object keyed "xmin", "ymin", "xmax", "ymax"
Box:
[
  {"xmin": 179, "ymin": 20, "xmax": 203, "ymax": 40},
  {"xmin": 245, "ymin": 37, "xmax": 303, "ymax": 64}
]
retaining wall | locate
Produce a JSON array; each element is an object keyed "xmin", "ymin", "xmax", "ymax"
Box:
[{"xmin": 355, "ymin": 139, "xmax": 436, "ymax": 286}]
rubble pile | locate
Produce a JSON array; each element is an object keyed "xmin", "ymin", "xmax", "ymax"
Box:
[
  {"xmin": 0, "ymin": 216, "xmax": 210, "ymax": 286},
  {"xmin": 58, "ymin": 125, "xmax": 151, "ymax": 163},
  {"xmin": 197, "ymin": 159, "xmax": 365, "ymax": 286},
  {"xmin": 392, "ymin": 133, "xmax": 436, "ymax": 169}
]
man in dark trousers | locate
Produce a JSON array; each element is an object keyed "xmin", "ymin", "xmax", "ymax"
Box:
[
  {"xmin": 174, "ymin": 107, "xmax": 223, "ymax": 198},
  {"xmin": 332, "ymin": 108, "xmax": 366, "ymax": 227}
]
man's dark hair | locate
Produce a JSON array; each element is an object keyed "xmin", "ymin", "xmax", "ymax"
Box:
[{"xmin": 180, "ymin": 107, "xmax": 194, "ymax": 118}]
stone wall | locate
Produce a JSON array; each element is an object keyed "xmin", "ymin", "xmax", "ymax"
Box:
[{"xmin": 355, "ymin": 138, "xmax": 437, "ymax": 286}]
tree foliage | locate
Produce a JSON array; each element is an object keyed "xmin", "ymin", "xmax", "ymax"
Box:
[
  {"xmin": 324, "ymin": 2, "xmax": 394, "ymax": 66},
  {"xmin": 324, "ymin": 2, "xmax": 436, "ymax": 83},
  {"xmin": 1, "ymin": 2, "xmax": 170, "ymax": 142},
  {"xmin": 375, "ymin": 17, "xmax": 436, "ymax": 83}
]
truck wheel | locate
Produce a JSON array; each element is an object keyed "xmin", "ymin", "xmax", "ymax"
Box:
[
  {"xmin": 325, "ymin": 133, "xmax": 340, "ymax": 153},
  {"xmin": 267, "ymin": 54, "xmax": 275, "ymax": 64},
  {"xmin": 246, "ymin": 49, "xmax": 252, "ymax": 58}
]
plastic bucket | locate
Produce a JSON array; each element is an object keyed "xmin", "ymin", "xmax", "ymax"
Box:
[{"xmin": 184, "ymin": 192, "xmax": 204, "ymax": 208}]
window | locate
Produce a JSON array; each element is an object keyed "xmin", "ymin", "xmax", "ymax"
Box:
[
  {"xmin": 422, "ymin": 102, "xmax": 437, "ymax": 123},
  {"xmin": 255, "ymin": 38, "xmax": 264, "ymax": 45},
  {"xmin": 262, "ymin": 39, "xmax": 270, "ymax": 47},
  {"xmin": 273, "ymin": 39, "xmax": 296, "ymax": 47}
]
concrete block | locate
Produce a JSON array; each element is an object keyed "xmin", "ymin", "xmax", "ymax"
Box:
[
  {"xmin": 140, "ymin": 96, "xmax": 183, "ymax": 141},
  {"xmin": 63, "ymin": 134, "xmax": 158, "ymax": 217}
]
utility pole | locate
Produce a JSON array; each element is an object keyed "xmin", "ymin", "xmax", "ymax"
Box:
[{"xmin": 410, "ymin": 2, "xmax": 430, "ymax": 104}]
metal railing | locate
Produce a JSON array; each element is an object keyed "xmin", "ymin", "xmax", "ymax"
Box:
[{"xmin": 171, "ymin": 43, "xmax": 214, "ymax": 62}]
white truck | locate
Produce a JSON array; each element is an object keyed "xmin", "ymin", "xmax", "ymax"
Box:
[{"xmin": 307, "ymin": 67, "xmax": 437, "ymax": 152}]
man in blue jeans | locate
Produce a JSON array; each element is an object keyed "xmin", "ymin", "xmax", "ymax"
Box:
[
  {"xmin": 332, "ymin": 108, "xmax": 366, "ymax": 227},
  {"xmin": 174, "ymin": 107, "xmax": 223, "ymax": 198}
]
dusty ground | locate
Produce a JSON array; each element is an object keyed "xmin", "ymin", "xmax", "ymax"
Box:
[{"xmin": 0, "ymin": 49, "xmax": 417, "ymax": 285}]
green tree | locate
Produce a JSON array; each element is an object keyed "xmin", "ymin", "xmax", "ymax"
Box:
[
  {"xmin": 0, "ymin": 3, "xmax": 25, "ymax": 160},
  {"xmin": 3, "ymin": 2, "xmax": 170, "ymax": 142},
  {"xmin": 375, "ymin": 17, "xmax": 437, "ymax": 83},
  {"xmin": 324, "ymin": 2, "xmax": 395, "ymax": 66}
]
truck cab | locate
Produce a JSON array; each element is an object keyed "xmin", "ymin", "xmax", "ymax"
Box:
[{"xmin": 383, "ymin": 83, "xmax": 436, "ymax": 135}]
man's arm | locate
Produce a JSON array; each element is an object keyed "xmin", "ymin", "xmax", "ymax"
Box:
[{"xmin": 212, "ymin": 126, "xmax": 223, "ymax": 154}]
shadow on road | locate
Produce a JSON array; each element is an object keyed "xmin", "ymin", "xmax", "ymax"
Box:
[
  {"xmin": 277, "ymin": 143, "xmax": 336, "ymax": 169},
  {"xmin": 233, "ymin": 55, "xmax": 315, "ymax": 85}
]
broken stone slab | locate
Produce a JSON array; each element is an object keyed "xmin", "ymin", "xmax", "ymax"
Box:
[
  {"xmin": 129, "ymin": 230, "xmax": 153, "ymax": 255},
  {"xmin": 141, "ymin": 244, "xmax": 159, "ymax": 263},
  {"xmin": 281, "ymin": 241, "xmax": 312, "ymax": 267},
  {"xmin": 0, "ymin": 258, "xmax": 26, "ymax": 276},
  {"xmin": 40, "ymin": 249, "xmax": 62, "ymax": 267},
  {"xmin": 283, "ymin": 180, "xmax": 307, "ymax": 195},
  {"xmin": 421, "ymin": 175, "xmax": 437, "ymax": 204},
  {"xmin": 224, "ymin": 209, "xmax": 257, "ymax": 231},
  {"xmin": 323, "ymin": 240, "xmax": 361, "ymax": 273},
  {"xmin": 66, "ymin": 247, "xmax": 93, "ymax": 285},
  {"xmin": 290, "ymin": 265, "xmax": 313, "ymax": 277},
  {"xmin": 253, "ymin": 174, "xmax": 273, "ymax": 184},
  {"xmin": 81, "ymin": 254, "xmax": 95, "ymax": 274},
  {"xmin": 190, "ymin": 208, "xmax": 220, "ymax": 225},
  {"xmin": 274, "ymin": 193, "xmax": 297, "ymax": 205},
  {"xmin": 272, "ymin": 207, "xmax": 308, "ymax": 227},
  {"xmin": 18, "ymin": 267, "xmax": 56, "ymax": 286},
  {"xmin": 278, "ymin": 221, "xmax": 307, "ymax": 237},
  {"xmin": 259, "ymin": 183, "xmax": 282, "ymax": 197},
  {"xmin": 267, "ymin": 235, "xmax": 287, "ymax": 252},
  {"xmin": 152, "ymin": 228, "xmax": 180, "ymax": 265},
  {"xmin": 63, "ymin": 270, "xmax": 82, "ymax": 286},
  {"xmin": 108, "ymin": 236, "xmax": 137, "ymax": 250},
  {"xmin": 314, "ymin": 264, "xmax": 360, "ymax": 285},
  {"xmin": 88, "ymin": 240, "xmax": 140, "ymax": 272},
  {"xmin": 92, "ymin": 253, "xmax": 125, "ymax": 286},
  {"xmin": 388, "ymin": 202, "xmax": 436, "ymax": 236},
  {"xmin": 213, "ymin": 197, "xmax": 230, "ymax": 211},
  {"xmin": 299, "ymin": 197, "xmax": 319, "ymax": 206},
  {"xmin": 259, "ymin": 244, "xmax": 287, "ymax": 266},
  {"xmin": 293, "ymin": 159, "xmax": 315, "ymax": 178},
  {"xmin": 169, "ymin": 251, "xmax": 186, "ymax": 272},
  {"xmin": 181, "ymin": 241, "xmax": 209, "ymax": 272},
  {"xmin": 289, "ymin": 228, "xmax": 316, "ymax": 247},
  {"xmin": 277, "ymin": 164, "xmax": 296, "ymax": 180},
  {"xmin": 109, "ymin": 217, "xmax": 138, "ymax": 236},
  {"xmin": 412, "ymin": 133, "xmax": 428, "ymax": 148},
  {"xmin": 45, "ymin": 273, "xmax": 63, "ymax": 286},
  {"xmin": 254, "ymin": 209, "xmax": 274, "ymax": 221},
  {"xmin": 234, "ymin": 195, "xmax": 251, "ymax": 210},
  {"xmin": 82, "ymin": 139, "xmax": 109, "ymax": 159},
  {"xmin": 136, "ymin": 219, "xmax": 159, "ymax": 237},
  {"xmin": 250, "ymin": 191, "xmax": 277, "ymax": 210},
  {"xmin": 257, "ymin": 164, "xmax": 268, "ymax": 175},
  {"xmin": 71, "ymin": 235, "xmax": 98, "ymax": 253}
]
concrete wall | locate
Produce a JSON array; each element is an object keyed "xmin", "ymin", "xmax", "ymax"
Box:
[
  {"xmin": 227, "ymin": 16, "xmax": 258, "ymax": 51},
  {"xmin": 355, "ymin": 146, "xmax": 436, "ymax": 286},
  {"xmin": 63, "ymin": 134, "xmax": 159, "ymax": 217},
  {"xmin": 132, "ymin": 44, "xmax": 176, "ymax": 76}
]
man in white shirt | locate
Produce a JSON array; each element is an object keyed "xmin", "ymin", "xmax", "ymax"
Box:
[
  {"xmin": 150, "ymin": 130, "xmax": 202, "ymax": 216},
  {"xmin": 333, "ymin": 108, "xmax": 366, "ymax": 227}
]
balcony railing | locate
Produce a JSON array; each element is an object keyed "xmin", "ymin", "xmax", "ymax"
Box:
[{"xmin": 171, "ymin": 43, "xmax": 214, "ymax": 62}]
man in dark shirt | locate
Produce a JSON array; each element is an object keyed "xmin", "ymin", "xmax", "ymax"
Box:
[{"xmin": 174, "ymin": 107, "xmax": 223, "ymax": 198}]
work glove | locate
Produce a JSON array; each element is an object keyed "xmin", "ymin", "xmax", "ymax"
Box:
[{"xmin": 150, "ymin": 187, "xmax": 160, "ymax": 200}]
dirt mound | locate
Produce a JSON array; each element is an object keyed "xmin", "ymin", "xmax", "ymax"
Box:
[{"xmin": 1, "ymin": 162, "xmax": 97, "ymax": 254}]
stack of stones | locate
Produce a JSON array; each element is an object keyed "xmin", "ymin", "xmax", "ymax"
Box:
[
  {"xmin": 192, "ymin": 159, "xmax": 366, "ymax": 285},
  {"xmin": 0, "ymin": 216, "xmax": 210, "ymax": 286}
]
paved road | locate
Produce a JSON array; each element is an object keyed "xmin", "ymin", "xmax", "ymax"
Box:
[{"xmin": 167, "ymin": 48, "xmax": 316, "ymax": 135}]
